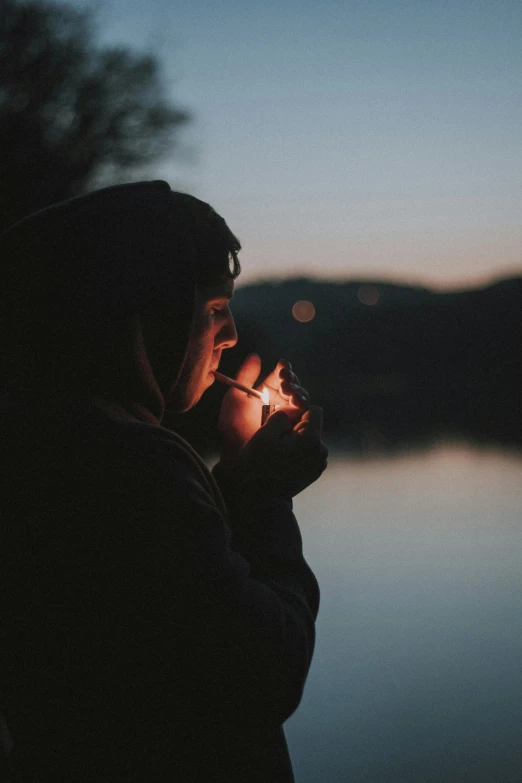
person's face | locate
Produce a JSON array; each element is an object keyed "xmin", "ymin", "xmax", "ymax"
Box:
[{"xmin": 168, "ymin": 278, "xmax": 237, "ymax": 412}]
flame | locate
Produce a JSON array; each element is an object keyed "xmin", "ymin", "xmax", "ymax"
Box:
[{"xmin": 261, "ymin": 386, "xmax": 270, "ymax": 405}]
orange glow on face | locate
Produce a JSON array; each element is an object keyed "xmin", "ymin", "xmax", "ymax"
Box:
[
  {"xmin": 358, "ymin": 284, "xmax": 380, "ymax": 306},
  {"xmin": 292, "ymin": 299, "xmax": 316, "ymax": 322},
  {"xmin": 261, "ymin": 386, "xmax": 270, "ymax": 404}
]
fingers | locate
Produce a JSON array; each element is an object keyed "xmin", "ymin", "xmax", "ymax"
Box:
[
  {"xmin": 235, "ymin": 353, "xmax": 262, "ymax": 388},
  {"xmin": 295, "ymin": 408, "xmax": 326, "ymax": 461},
  {"xmin": 246, "ymin": 358, "xmax": 310, "ymax": 415},
  {"xmin": 279, "ymin": 365, "xmax": 300, "ymax": 386},
  {"xmin": 261, "ymin": 359, "xmax": 310, "ymax": 410},
  {"xmin": 261, "ymin": 359, "xmax": 291, "ymax": 391},
  {"xmin": 241, "ymin": 399, "xmax": 328, "ymax": 496},
  {"xmin": 279, "ymin": 379, "xmax": 310, "ymax": 409},
  {"xmin": 297, "ymin": 405, "xmax": 323, "ymax": 433},
  {"xmin": 278, "ymin": 364, "xmax": 310, "ymax": 409},
  {"xmin": 299, "ymin": 409, "xmax": 328, "ymax": 473}
]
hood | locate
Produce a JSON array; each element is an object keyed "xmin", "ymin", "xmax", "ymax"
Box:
[{"xmin": 0, "ymin": 181, "xmax": 197, "ymax": 424}]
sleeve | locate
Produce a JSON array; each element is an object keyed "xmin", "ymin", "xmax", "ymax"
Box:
[
  {"xmin": 211, "ymin": 460, "xmax": 320, "ymax": 617},
  {"xmin": 108, "ymin": 434, "xmax": 320, "ymax": 729}
]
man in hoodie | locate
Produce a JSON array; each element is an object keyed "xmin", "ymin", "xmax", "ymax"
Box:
[{"xmin": 0, "ymin": 181, "xmax": 327, "ymax": 782}]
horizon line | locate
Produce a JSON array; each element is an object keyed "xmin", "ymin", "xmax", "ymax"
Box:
[{"xmin": 235, "ymin": 268, "xmax": 522, "ymax": 294}]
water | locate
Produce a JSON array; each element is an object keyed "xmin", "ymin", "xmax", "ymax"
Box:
[{"xmin": 285, "ymin": 443, "xmax": 522, "ymax": 783}]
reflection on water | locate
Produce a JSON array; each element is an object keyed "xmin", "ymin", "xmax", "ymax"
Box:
[{"xmin": 286, "ymin": 444, "xmax": 522, "ymax": 783}]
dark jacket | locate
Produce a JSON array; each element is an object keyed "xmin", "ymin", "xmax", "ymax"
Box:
[{"xmin": 0, "ymin": 183, "xmax": 319, "ymax": 782}]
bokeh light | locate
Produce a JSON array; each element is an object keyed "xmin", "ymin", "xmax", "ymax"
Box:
[
  {"xmin": 292, "ymin": 300, "xmax": 316, "ymax": 322},
  {"xmin": 357, "ymin": 284, "xmax": 380, "ymax": 306}
]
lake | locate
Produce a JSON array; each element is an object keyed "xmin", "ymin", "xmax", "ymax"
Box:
[{"xmin": 284, "ymin": 443, "xmax": 522, "ymax": 782}]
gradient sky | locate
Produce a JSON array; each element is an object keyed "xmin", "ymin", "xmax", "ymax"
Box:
[{"xmin": 78, "ymin": 0, "xmax": 522, "ymax": 289}]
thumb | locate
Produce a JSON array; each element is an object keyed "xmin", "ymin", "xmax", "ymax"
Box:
[
  {"xmin": 235, "ymin": 353, "xmax": 261, "ymax": 388},
  {"xmin": 259, "ymin": 409, "xmax": 291, "ymax": 438}
]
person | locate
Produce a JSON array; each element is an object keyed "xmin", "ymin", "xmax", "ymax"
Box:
[{"xmin": 0, "ymin": 180, "xmax": 327, "ymax": 782}]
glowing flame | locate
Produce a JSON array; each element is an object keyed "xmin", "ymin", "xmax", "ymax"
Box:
[{"xmin": 261, "ymin": 386, "xmax": 270, "ymax": 405}]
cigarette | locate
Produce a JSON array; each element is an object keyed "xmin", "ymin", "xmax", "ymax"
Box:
[{"xmin": 213, "ymin": 371, "xmax": 264, "ymax": 400}]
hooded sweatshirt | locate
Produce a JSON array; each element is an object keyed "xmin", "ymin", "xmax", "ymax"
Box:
[{"xmin": 0, "ymin": 182, "xmax": 319, "ymax": 782}]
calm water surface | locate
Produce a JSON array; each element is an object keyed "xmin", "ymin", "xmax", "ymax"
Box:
[{"xmin": 285, "ymin": 444, "xmax": 522, "ymax": 783}]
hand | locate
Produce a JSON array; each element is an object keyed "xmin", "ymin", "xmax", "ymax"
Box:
[
  {"xmin": 226, "ymin": 405, "xmax": 328, "ymax": 499},
  {"xmin": 218, "ymin": 354, "xmax": 310, "ymax": 463}
]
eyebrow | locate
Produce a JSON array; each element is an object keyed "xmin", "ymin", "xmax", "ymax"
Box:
[{"xmin": 207, "ymin": 288, "xmax": 234, "ymax": 300}]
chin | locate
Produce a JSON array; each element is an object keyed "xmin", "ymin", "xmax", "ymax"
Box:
[
  {"xmin": 166, "ymin": 373, "xmax": 212, "ymax": 413},
  {"xmin": 167, "ymin": 389, "xmax": 205, "ymax": 414},
  {"xmin": 169, "ymin": 395, "xmax": 197, "ymax": 413}
]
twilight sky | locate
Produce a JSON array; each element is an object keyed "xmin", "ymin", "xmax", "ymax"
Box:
[{"xmin": 79, "ymin": 0, "xmax": 521, "ymax": 289}]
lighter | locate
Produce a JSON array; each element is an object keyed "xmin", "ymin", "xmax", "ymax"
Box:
[{"xmin": 261, "ymin": 387, "xmax": 276, "ymax": 425}]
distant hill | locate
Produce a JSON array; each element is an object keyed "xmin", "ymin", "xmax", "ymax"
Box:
[{"xmin": 166, "ymin": 275, "xmax": 522, "ymax": 455}]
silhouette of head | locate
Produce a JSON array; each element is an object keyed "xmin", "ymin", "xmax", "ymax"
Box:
[{"xmin": 0, "ymin": 181, "xmax": 241, "ymax": 421}]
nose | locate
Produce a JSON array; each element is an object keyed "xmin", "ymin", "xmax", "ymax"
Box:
[{"xmin": 216, "ymin": 310, "xmax": 238, "ymax": 350}]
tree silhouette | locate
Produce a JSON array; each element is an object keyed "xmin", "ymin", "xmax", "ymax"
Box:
[{"xmin": 0, "ymin": 0, "xmax": 191, "ymax": 231}]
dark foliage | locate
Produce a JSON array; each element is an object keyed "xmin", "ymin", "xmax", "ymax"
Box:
[{"xmin": 0, "ymin": 0, "xmax": 190, "ymax": 231}]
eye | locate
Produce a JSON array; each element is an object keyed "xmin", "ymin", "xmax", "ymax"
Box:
[{"xmin": 210, "ymin": 302, "xmax": 229, "ymax": 317}]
